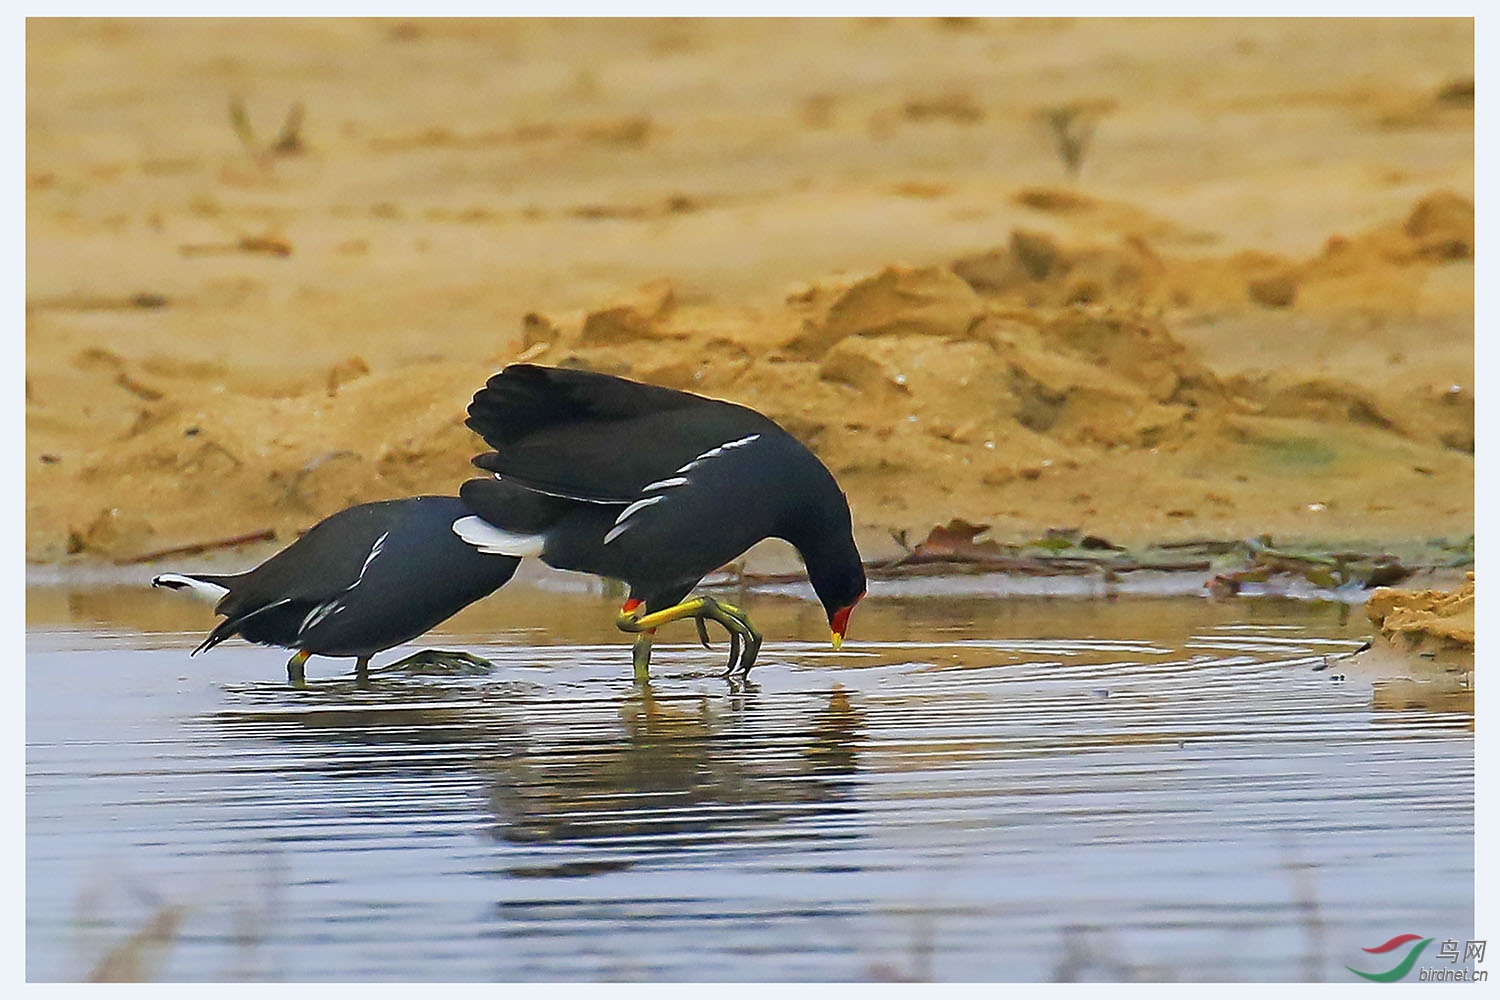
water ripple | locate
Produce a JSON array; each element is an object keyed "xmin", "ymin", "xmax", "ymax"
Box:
[{"xmin": 26, "ymin": 595, "xmax": 1472, "ymax": 981}]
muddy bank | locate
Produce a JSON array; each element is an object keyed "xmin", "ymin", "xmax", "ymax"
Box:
[
  {"xmin": 1365, "ymin": 573, "xmax": 1475, "ymax": 662},
  {"xmin": 1334, "ymin": 573, "xmax": 1474, "ymax": 713},
  {"xmin": 26, "ymin": 19, "xmax": 1473, "ymax": 567}
]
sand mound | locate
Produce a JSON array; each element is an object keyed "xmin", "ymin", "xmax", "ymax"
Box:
[
  {"xmin": 954, "ymin": 190, "xmax": 1474, "ymax": 315},
  {"xmin": 27, "ymin": 193, "xmax": 1473, "ymax": 565},
  {"xmin": 1342, "ymin": 574, "xmax": 1475, "ymax": 705},
  {"xmin": 1366, "ymin": 573, "xmax": 1475, "ymax": 650}
]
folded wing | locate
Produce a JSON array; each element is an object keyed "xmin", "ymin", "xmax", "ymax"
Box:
[{"xmin": 465, "ymin": 364, "xmax": 776, "ymax": 504}]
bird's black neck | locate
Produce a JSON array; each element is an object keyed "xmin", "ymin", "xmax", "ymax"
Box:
[{"xmin": 778, "ymin": 483, "xmax": 863, "ymax": 610}]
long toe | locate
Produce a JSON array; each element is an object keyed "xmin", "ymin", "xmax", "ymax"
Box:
[
  {"xmin": 386, "ymin": 649, "xmax": 495, "ymax": 675},
  {"xmin": 727, "ymin": 613, "xmax": 763, "ymax": 676},
  {"xmin": 738, "ymin": 630, "xmax": 764, "ymax": 676},
  {"xmin": 722, "ymin": 628, "xmax": 742, "ymax": 675},
  {"xmin": 710, "ymin": 601, "xmax": 762, "ymax": 677}
]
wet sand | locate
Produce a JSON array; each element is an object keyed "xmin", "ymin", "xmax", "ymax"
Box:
[{"xmin": 1353, "ymin": 573, "xmax": 1475, "ymax": 673}]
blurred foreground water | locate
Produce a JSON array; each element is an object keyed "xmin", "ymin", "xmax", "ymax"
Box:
[{"xmin": 26, "ymin": 579, "xmax": 1473, "ymax": 982}]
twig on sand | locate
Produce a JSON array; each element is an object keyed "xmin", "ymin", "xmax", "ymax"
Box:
[{"xmin": 115, "ymin": 529, "xmax": 276, "ymax": 565}]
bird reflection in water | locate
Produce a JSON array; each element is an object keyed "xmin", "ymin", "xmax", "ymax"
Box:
[
  {"xmin": 802, "ymin": 683, "xmax": 863, "ymax": 776},
  {"xmin": 210, "ymin": 677, "xmax": 867, "ymax": 873},
  {"xmin": 484, "ymin": 681, "xmax": 865, "ymax": 862}
]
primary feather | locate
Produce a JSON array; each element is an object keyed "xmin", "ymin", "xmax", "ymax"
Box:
[{"xmin": 465, "ymin": 364, "xmax": 780, "ymax": 506}]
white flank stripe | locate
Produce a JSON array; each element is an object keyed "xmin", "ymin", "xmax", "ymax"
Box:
[
  {"xmin": 151, "ymin": 573, "xmax": 230, "ymax": 604},
  {"xmin": 675, "ymin": 432, "xmax": 761, "ymax": 473},
  {"xmin": 707, "ymin": 432, "xmax": 761, "ymax": 455},
  {"xmin": 348, "ymin": 531, "xmax": 388, "ymax": 590},
  {"xmin": 452, "ymin": 515, "xmax": 547, "ymax": 557},
  {"xmin": 611, "ymin": 495, "xmax": 665, "ymax": 527},
  {"xmin": 299, "ymin": 600, "xmax": 341, "ymax": 635},
  {"xmin": 607, "ymin": 434, "xmax": 761, "ymax": 545},
  {"xmin": 604, "ymin": 495, "xmax": 667, "ymax": 545}
]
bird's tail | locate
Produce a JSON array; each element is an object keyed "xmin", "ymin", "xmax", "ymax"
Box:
[
  {"xmin": 151, "ymin": 572, "xmax": 235, "ymax": 605},
  {"xmin": 193, "ymin": 616, "xmax": 242, "ymax": 656}
]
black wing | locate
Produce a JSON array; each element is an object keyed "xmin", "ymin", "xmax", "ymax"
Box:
[
  {"xmin": 465, "ymin": 364, "xmax": 706, "ymax": 448},
  {"xmin": 202, "ymin": 501, "xmax": 403, "ymax": 652},
  {"xmin": 465, "ymin": 364, "xmax": 778, "ymax": 502},
  {"xmin": 194, "ymin": 597, "xmax": 302, "ymax": 655},
  {"xmin": 212, "ymin": 507, "xmax": 386, "ymax": 616}
]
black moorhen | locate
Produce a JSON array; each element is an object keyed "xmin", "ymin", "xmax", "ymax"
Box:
[
  {"xmin": 454, "ymin": 364, "xmax": 866, "ymax": 679},
  {"xmin": 154, "ymin": 495, "xmax": 520, "ymax": 684}
]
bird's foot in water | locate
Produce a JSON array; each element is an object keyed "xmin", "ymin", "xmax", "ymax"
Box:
[
  {"xmin": 617, "ymin": 595, "xmax": 763, "ymax": 677},
  {"xmin": 383, "ymin": 649, "xmax": 496, "ymax": 676}
]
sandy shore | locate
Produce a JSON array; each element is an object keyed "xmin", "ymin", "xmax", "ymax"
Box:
[{"xmin": 26, "ymin": 18, "xmax": 1473, "ymax": 566}]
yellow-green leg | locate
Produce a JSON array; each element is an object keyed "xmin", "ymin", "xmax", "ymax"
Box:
[
  {"xmin": 631, "ymin": 632, "xmax": 653, "ymax": 683},
  {"xmin": 616, "ymin": 595, "xmax": 763, "ymax": 676},
  {"xmin": 287, "ymin": 648, "xmax": 310, "ymax": 687},
  {"xmin": 355, "ymin": 655, "xmax": 371, "ymax": 689}
]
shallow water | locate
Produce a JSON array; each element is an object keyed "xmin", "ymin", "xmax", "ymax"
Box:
[{"xmin": 26, "ymin": 581, "xmax": 1474, "ymax": 982}]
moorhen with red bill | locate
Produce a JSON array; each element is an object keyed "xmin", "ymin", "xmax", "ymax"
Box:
[{"xmin": 454, "ymin": 364, "xmax": 866, "ymax": 679}]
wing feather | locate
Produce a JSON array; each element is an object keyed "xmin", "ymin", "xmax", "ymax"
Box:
[{"xmin": 464, "ymin": 364, "xmax": 778, "ymax": 503}]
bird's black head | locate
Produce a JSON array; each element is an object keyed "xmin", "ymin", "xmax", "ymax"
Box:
[
  {"xmin": 816, "ymin": 555, "xmax": 866, "ymax": 650},
  {"xmin": 791, "ymin": 491, "xmax": 867, "ymax": 649}
]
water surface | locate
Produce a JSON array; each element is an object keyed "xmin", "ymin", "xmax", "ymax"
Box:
[{"xmin": 26, "ymin": 582, "xmax": 1474, "ymax": 981}]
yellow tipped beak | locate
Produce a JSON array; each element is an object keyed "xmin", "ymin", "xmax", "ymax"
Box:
[{"xmin": 831, "ymin": 631, "xmax": 843, "ymax": 650}]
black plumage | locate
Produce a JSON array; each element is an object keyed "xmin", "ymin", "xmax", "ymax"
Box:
[
  {"xmin": 153, "ymin": 495, "xmax": 519, "ymax": 683},
  {"xmin": 456, "ymin": 364, "xmax": 866, "ymax": 676}
]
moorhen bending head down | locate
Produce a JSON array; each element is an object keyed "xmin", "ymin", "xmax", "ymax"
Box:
[
  {"xmin": 454, "ymin": 363, "xmax": 866, "ymax": 678},
  {"xmin": 153, "ymin": 495, "xmax": 520, "ymax": 684}
]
